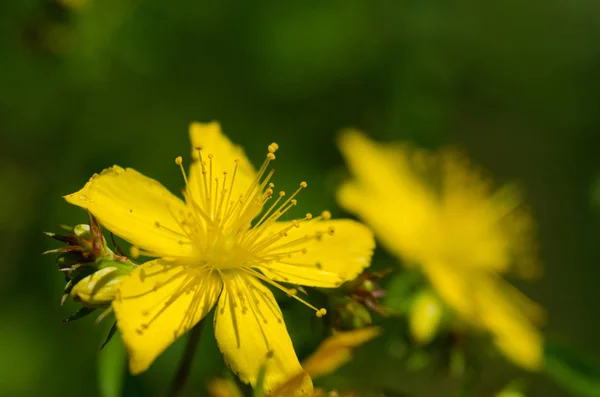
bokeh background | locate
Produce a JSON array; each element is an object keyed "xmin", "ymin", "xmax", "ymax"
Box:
[{"xmin": 1, "ymin": 0, "xmax": 599, "ymax": 396}]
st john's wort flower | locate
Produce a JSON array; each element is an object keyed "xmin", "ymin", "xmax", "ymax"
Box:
[
  {"xmin": 64, "ymin": 122, "xmax": 375, "ymax": 394},
  {"xmin": 337, "ymin": 130, "xmax": 543, "ymax": 370}
]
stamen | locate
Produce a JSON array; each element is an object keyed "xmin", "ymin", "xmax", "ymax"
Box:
[
  {"xmin": 242, "ymin": 268, "xmax": 326, "ymax": 316},
  {"xmin": 224, "ymin": 160, "xmax": 239, "ymax": 216},
  {"xmin": 208, "ymin": 154, "xmax": 214, "ymax": 208},
  {"xmin": 215, "ymin": 172, "xmax": 228, "ymax": 222},
  {"xmin": 195, "ymin": 149, "xmax": 211, "ymax": 210},
  {"xmin": 130, "ymin": 246, "xmax": 140, "ymax": 259},
  {"xmin": 175, "ymin": 156, "xmax": 189, "ymax": 186}
]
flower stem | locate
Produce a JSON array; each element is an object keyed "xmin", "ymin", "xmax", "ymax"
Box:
[{"xmin": 167, "ymin": 320, "xmax": 205, "ymax": 397}]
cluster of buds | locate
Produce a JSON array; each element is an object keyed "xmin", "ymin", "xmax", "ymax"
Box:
[
  {"xmin": 331, "ymin": 270, "xmax": 390, "ymax": 330},
  {"xmin": 43, "ymin": 212, "xmax": 135, "ymax": 335}
]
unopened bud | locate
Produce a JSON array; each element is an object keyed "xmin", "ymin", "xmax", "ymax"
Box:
[
  {"xmin": 70, "ymin": 265, "xmax": 129, "ymax": 308},
  {"xmin": 409, "ymin": 290, "xmax": 444, "ymax": 344}
]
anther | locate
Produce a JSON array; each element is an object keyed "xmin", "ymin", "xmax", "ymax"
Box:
[
  {"xmin": 300, "ymin": 181, "xmax": 307, "ymax": 188},
  {"xmin": 316, "ymin": 308, "xmax": 327, "ymax": 318},
  {"xmin": 279, "ymin": 191, "xmax": 286, "ymax": 197},
  {"xmin": 291, "ymin": 199, "xmax": 297, "ymax": 205},
  {"xmin": 306, "ymin": 213, "xmax": 313, "ymax": 220},
  {"xmin": 175, "ymin": 156, "xmax": 183, "ymax": 165},
  {"xmin": 286, "ymin": 288, "xmax": 297, "ymax": 297},
  {"xmin": 267, "ymin": 153, "xmax": 276, "ymax": 160},
  {"xmin": 130, "ymin": 246, "xmax": 140, "ymax": 259},
  {"xmin": 328, "ymin": 227, "xmax": 335, "ymax": 235},
  {"xmin": 322, "ymin": 210, "xmax": 332, "ymax": 220},
  {"xmin": 208, "ymin": 154, "xmax": 214, "ymax": 159}
]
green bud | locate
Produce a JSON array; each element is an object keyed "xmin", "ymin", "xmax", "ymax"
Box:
[
  {"xmin": 409, "ymin": 290, "xmax": 444, "ymax": 344},
  {"xmin": 336, "ymin": 299, "xmax": 373, "ymax": 329},
  {"xmin": 71, "ymin": 265, "xmax": 129, "ymax": 308},
  {"xmin": 44, "ymin": 212, "xmax": 136, "ymax": 322}
]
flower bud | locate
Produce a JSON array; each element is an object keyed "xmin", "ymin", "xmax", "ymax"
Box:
[
  {"xmin": 70, "ymin": 265, "xmax": 129, "ymax": 308},
  {"xmin": 409, "ymin": 290, "xmax": 444, "ymax": 344},
  {"xmin": 331, "ymin": 270, "xmax": 390, "ymax": 330},
  {"xmin": 44, "ymin": 212, "xmax": 135, "ymax": 322}
]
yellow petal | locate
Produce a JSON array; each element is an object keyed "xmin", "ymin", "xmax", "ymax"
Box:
[
  {"xmin": 478, "ymin": 279, "xmax": 543, "ymax": 370},
  {"xmin": 113, "ymin": 259, "xmax": 222, "ymax": 374},
  {"xmin": 214, "ymin": 271, "xmax": 313, "ymax": 395},
  {"xmin": 301, "ymin": 327, "xmax": 381, "ymax": 378},
  {"xmin": 188, "ymin": 121, "xmax": 257, "ymax": 211},
  {"xmin": 337, "ymin": 130, "xmax": 437, "ymax": 264},
  {"xmin": 425, "ymin": 262, "xmax": 543, "ymax": 370},
  {"xmin": 64, "ymin": 166, "xmax": 195, "ymax": 258},
  {"xmin": 493, "ymin": 322, "xmax": 542, "ymax": 370},
  {"xmin": 258, "ymin": 220, "xmax": 375, "ymax": 287}
]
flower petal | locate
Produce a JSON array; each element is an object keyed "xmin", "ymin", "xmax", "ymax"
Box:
[
  {"xmin": 188, "ymin": 122, "xmax": 257, "ymax": 213},
  {"xmin": 64, "ymin": 166, "xmax": 195, "ymax": 258},
  {"xmin": 214, "ymin": 271, "xmax": 312, "ymax": 395},
  {"xmin": 258, "ymin": 219, "xmax": 375, "ymax": 287},
  {"xmin": 424, "ymin": 262, "xmax": 543, "ymax": 369},
  {"xmin": 113, "ymin": 259, "xmax": 222, "ymax": 374},
  {"xmin": 337, "ymin": 130, "xmax": 437, "ymax": 264},
  {"xmin": 301, "ymin": 327, "xmax": 381, "ymax": 378}
]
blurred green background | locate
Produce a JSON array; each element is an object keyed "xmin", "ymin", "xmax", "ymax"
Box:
[{"xmin": 1, "ymin": 0, "xmax": 599, "ymax": 396}]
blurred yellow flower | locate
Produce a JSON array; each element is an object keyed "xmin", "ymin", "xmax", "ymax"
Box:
[
  {"xmin": 64, "ymin": 122, "xmax": 374, "ymax": 394},
  {"xmin": 337, "ymin": 130, "xmax": 543, "ymax": 370}
]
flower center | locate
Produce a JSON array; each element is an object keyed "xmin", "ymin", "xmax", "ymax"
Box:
[{"xmin": 166, "ymin": 142, "xmax": 331, "ymax": 317}]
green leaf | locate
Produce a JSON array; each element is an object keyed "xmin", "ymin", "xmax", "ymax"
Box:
[
  {"xmin": 544, "ymin": 338, "xmax": 600, "ymax": 397},
  {"xmin": 98, "ymin": 330, "xmax": 126, "ymax": 397}
]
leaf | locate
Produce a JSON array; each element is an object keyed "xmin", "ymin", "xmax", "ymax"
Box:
[
  {"xmin": 544, "ymin": 338, "xmax": 600, "ymax": 397},
  {"xmin": 98, "ymin": 329, "xmax": 126, "ymax": 397}
]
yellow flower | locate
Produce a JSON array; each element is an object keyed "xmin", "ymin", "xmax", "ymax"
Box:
[
  {"xmin": 64, "ymin": 122, "xmax": 375, "ymax": 394},
  {"xmin": 337, "ymin": 130, "xmax": 543, "ymax": 370}
]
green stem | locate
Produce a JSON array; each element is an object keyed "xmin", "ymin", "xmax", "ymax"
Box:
[{"xmin": 167, "ymin": 320, "xmax": 205, "ymax": 397}]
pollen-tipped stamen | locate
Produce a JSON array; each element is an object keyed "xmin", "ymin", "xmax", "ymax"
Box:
[{"xmin": 242, "ymin": 268, "xmax": 327, "ymax": 317}]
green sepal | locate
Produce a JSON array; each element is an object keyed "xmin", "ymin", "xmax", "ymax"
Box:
[
  {"xmin": 62, "ymin": 306, "xmax": 96, "ymax": 323},
  {"xmin": 100, "ymin": 322, "xmax": 118, "ymax": 350}
]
